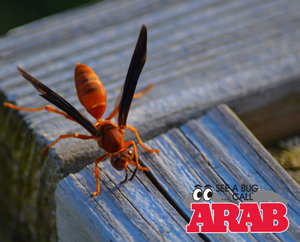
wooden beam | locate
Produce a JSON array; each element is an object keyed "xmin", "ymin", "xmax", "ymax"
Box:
[{"xmin": 56, "ymin": 104, "xmax": 300, "ymax": 240}]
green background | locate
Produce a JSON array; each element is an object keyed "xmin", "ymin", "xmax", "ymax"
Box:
[{"xmin": 0, "ymin": 0, "xmax": 97, "ymax": 36}]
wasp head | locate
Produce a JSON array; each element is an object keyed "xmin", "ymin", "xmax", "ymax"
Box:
[{"xmin": 110, "ymin": 148, "xmax": 134, "ymax": 170}]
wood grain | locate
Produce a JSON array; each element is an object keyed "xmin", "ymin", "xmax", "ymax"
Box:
[{"xmin": 56, "ymin": 104, "xmax": 300, "ymax": 241}]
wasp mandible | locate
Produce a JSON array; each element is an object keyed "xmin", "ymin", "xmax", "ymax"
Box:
[{"xmin": 4, "ymin": 24, "xmax": 159, "ymax": 196}]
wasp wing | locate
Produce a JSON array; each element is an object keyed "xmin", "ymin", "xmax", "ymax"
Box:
[
  {"xmin": 17, "ymin": 66, "xmax": 100, "ymax": 137},
  {"xmin": 113, "ymin": 82, "xmax": 124, "ymax": 121},
  {"xmin": 117, "ymin": 24, "xmax": 147, "ymax": 128}
]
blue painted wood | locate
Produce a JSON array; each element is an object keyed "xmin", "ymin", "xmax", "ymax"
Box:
[
  {"xmin": 179, "ymin": 105, "xmax": 300, "ymax": 241},
  {"xmin": 138, "ymin": 135, "xmax": 258, "ymax": 242},
  {"xmin": 56, "ymin": 104, "xmax": 300, "ymax": 241},
  {"xmin": 56, "ymin": 160, "xmax": 203, "ymax": 242},
  {"xmin": 208, "ymin": 105, "xmax": 300, "ymax": 240}
]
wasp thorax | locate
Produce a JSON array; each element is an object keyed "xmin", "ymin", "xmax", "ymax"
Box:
[{"xmin": 110, "ymin": 148, "xmax": 134, "ymax": 170}]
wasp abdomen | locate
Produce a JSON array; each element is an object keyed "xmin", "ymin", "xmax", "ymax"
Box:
[{"xmin": 75, "ymin": 63, "xmax": 107, "ymax": 120}]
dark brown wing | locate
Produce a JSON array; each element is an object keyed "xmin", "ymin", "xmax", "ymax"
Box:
[
  {"xmin": 118, "ymin": 24, "xmax": 147, "ymax": 128},
  {"xmin": 17, "ymin": 66, "xmax": 100, "ymax": 137}
]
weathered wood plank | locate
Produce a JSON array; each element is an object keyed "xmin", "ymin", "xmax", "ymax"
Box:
[
  {"xmin": 142, "ymin": 104, "xmax": 300, "ymax": 240},
  {"xmin": 57, "ymin": 104, "xmax": 300, "ymax": 241},
  {"xmin": 179, "ymin": 104, "xmax": 300, "ymax": 240},
  {"xmin": 2, "ymin": 1, "xmax": 300, "ymax": 148},
  {"xmin": 139, "ymin": 135, "xmax": 259, "ymax": 242},
  {"xmin": 140, "ymin": 108, "xmax": 284, "ymax": 241},
  {"xmin": 56, "ymin": 162, "xmax": 203, "ymax": 242}
]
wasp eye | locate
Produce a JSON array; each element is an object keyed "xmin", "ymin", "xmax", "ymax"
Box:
[
  {"xmin": 127, "ymin": 150, "xmax": 133, "ymax": 156},
  {"xmin": 203, "ymin": 188, "xmax": 213, "ymax": 201},
  {"xmin": 192, "ymin": 188, "xmax": 202, "ymax": 201}
]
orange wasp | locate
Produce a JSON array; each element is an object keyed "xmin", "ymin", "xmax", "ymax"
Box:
[{"xmin": 4, "ymin": 24, "xmax": 159, "ymax": 196}]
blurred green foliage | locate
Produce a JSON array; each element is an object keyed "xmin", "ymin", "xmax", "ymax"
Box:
[{"xmin": 0, "ymin": 0, "xmax": 97, "ymax": 36}]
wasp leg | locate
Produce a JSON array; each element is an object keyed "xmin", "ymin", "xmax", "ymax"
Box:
[
  {"xmin": 123, "ymin": 140, "xmax": 149, "ymax": 181},
  {"xmin": 105, "ymin": 103, "xmax": 120, "ymax": 121},
  {"xmin": 4, "ymin": 102, "xmax": 76, "ymax": 122},
  {"xmin": 120, "ymin": 167, "xmax": 129, "ymax": 184},
  {"xmin": 104, "ymin": 84, "xmax": 153, "ymax": 121},
  {"xmin": 92, "ymin": 153, "xmax": 109, "ymax": 197},
  {"xmin": 129, "ymin": 166, "xmax": 138, "ymax": 181},
  {"xmin": 126, "ymin": 125, "xmax": 159, "ymax": 154},
  {"xmin": 127, "ymin": 159, "xmax": 148, "ymax": 181},
  {"xmin": 40, "ymin": 133, "xmax": 94, "ymax": 156},
  {"xmin": 133, "ymin": 84, "xmax": 153, "ymax": 98}
]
